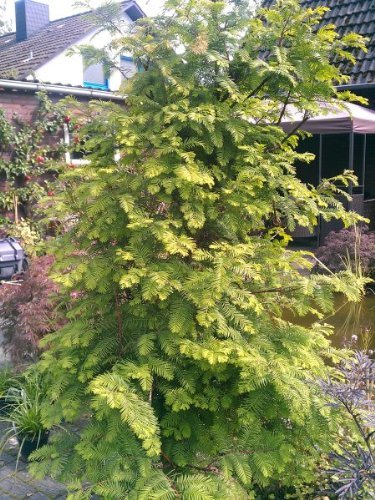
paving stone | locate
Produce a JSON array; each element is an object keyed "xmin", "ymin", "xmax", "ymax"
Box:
[
  {"xmin": 0, "ymin": 477, "xmax": 37, "ymax": 497},
  {"xmin": 31, "ymin": 478, "xmax": 66, "ymax": 496},
  {"xmin": 29, "ymin": 493, "xmax": 50, "ymax": 500},
  {"xmin": 12, "ymin": 468, "xmax": 34, "ymax": 483},
  {"xmin": 0, "ymin": 452, "xmax": 17, "ymax": 465},
  {"xmin": 0, "ymin": 490, "xmax": 17, "ymax": 500},
  {"xmin": 0, "ymin": 430, "xmax": 67, "ymax": 499},
  {"xmin": 0, "ymin": 465, "xmax": 15, "ymax": 480},
  {"xmin": 2, "ymin": 459, "xmax": 27, "ymax": 472}
]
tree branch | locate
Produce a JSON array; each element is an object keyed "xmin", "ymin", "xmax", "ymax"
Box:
[
  {"xmin": 250, "ymin": 286, "xmax": 300, "ymax": 295},
  {"xmin": 231, "ymin": 75, "xmax": 273, "ymax": 109},
  {"xmin": 276, "ymin": 89, "xmax": 292, "ymax": 125},
  {"xmin": 114, "ymin": 289, "xmax": 124, "ymax": 356}
]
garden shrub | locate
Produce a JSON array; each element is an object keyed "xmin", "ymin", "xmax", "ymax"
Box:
[
  {"xmin": 315, "ymin": 226, "xmax": 375, "ymax": 282},
  {"xmin": 0, "ymin": 255, "xmax": 64, "ymax": 363}
]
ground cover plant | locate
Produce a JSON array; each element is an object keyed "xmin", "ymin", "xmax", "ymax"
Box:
[
  {"xmin": 27, "ymin": 0, "xmax": 372, "ymax": 497},
  {"xmin": 0, "ymin": 369, "xmax": 50, "ymax": 464}
]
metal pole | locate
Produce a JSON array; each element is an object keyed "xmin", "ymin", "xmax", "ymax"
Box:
[
  {"xmin": 318, "ymin": 134, "xmax": 323, "ymax": 183},
  {"xmin": 349, "ymin": 133, "xmax": 354, "ymax": 202},
  {"xmin": 318, "ymin": 134, "xmax": 323, "ymax": 246},
  {"xmin": 362, "ymin": 134, "xmax": 367, "ymax": 197},
  {"xmin": 348, "ymin": 132, "xmax": 354, "ymax": 215}
]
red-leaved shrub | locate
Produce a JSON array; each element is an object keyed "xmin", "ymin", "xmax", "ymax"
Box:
[
  {"xmin": 315, "ymin": 227, "xmax": 375, "ymax": 281},
  {"xmin": 0, "ymin": 255, "xmax": 65, "ymax": 363}
]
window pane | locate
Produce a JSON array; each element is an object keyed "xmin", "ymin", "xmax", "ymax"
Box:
[
  {"xmin": 353, "ymin": 134, "xmax": 364, "ymax": 187},
  {"xmin": 365, "ymin": 135, "xmax": 375, "ymax": 200},
  {"xmin": 321, "ymin": 134, "xmax": 349, "ymax": 180},
  {"xmin": 83, "ymin": 63, "xmax": 106, "ymax": 86},
  {"xmin": 120, "ymin": 56, "xmax": 136, "ymax": 79},
  {"xmin": 295, "ymin": 135, "xmax": 320, "ymax": 186}
]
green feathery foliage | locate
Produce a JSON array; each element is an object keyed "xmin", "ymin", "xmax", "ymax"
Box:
[
  {"xmin": 30, "ymin": 0, "xmax": 368, "ymax": 497},
  {"xmin": 0, "ymin": 1, "xmax": 11, "ymax": 36}
]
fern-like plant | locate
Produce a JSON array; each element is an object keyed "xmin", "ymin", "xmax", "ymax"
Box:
[{"xmin": 30, "ymin": 0, "xmax": 369, "ymax": 497}]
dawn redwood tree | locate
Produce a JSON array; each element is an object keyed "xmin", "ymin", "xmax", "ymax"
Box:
[
  {"xmin": 31, "ymin": 0, "xmax": 368, "ymax": 497},
  {"xmin": 0, "ymin": 1, "xmax": 10, "ymax": 35}
]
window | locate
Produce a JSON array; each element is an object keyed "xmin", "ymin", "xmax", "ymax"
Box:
[
  {"xmin": 365, "ymin": 135, "xmax": 375, "ymax": 200},
  {"xmin": 83, "ymin": 62, "xmax": 109, "ymax": 90},
  {"xmin": 295, "ymin": 136, "xmax": 320, "ymax": 187},
  {"xmin": 63, "ymin": 125, "xmax": 120, "ymax": 166},
  {"xmin": 63, "ymin": 125, "xmax": 90, "ymax": 166},
  {"xmin": 120, "ymin": 55, "xmax": 137, "ymax": 79},
  {"xmin": 321, "ymin": 134, "xmax": 350, "ymax": 180}
]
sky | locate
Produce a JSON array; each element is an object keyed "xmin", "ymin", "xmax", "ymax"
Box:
[{"xmin": 5, "ymin": 0, "xmax": 165, "ymax": 25}]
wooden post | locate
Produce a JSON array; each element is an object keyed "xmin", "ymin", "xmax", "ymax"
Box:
[{"xmin": 14, "ymin": 194, "xmax": 19, "ymax": 224}]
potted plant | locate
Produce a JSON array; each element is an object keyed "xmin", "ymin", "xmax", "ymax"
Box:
[
  {"xmin": 0, "ymin": 370, "xmax": 49, "ymax": 462},
  {"xmin": 0, "ymin": 365, "xmax": 18, "ymax": 415}
]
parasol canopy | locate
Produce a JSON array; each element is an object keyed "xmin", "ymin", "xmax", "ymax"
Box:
[{"xmin": 280, "ymin": 102, "xmax": 375, "ymax": 135}]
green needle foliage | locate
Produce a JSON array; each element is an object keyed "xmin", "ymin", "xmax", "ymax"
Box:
[
  {"xmin": 31, "ymin": 0, "xmax": 368, "ymax": 497},
  {"xmin": 0, "ymin": 1, "xmax": 11, "ymax": 36}
]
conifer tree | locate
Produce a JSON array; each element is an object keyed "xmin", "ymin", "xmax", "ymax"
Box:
[
  {"xmin": 0, "ymin": 1, "xmax": 10, "ymax": 35},
  {"xmin": 31, "ymin": 1, "xmax": 368, "ymax": 497}
]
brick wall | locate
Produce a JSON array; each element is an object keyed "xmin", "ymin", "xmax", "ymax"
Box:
[
  {"xmin": 0, "ymin": 88, "xmax": 94, "ymax": 120},
  {"xmin": 0, "ymin": 90, "xmax": 42, "ymax": 121}
]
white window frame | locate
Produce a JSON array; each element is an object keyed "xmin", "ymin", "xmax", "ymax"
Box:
[
  {"xmin": 63, "ymin": 124, "xmax": 121, "ymax": 165},
  {"xmin": 63, "ymin": 124, "xmax": 90, "ymax": 166}
]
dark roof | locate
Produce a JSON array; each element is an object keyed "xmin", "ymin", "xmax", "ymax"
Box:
[
  {"xmin": 0, "ymin": 13, "xmax": 94, "ymax": 79},
  {"xmin": 0, "ymin": 1, "xmax": 144, "ymax": 80},
  {"xmin": 262, "ymin": 0, "xmax": 375, "ymax": 86}
]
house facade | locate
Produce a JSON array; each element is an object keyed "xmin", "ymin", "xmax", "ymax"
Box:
[
  {"xmin": 0, "ymin": 0, "xmax": 143, "ymax": 162},
  {"xmin": 0, "ymin": 0, "xmax": 142, "ymax": 222},
  {"xmin": 0, "ymin": 0, "xmax": 144, "ymax": 91}
]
